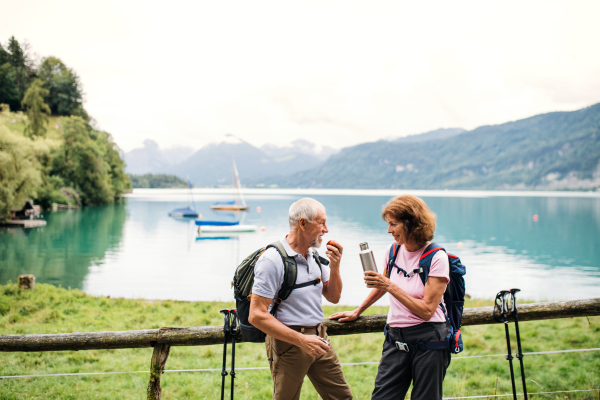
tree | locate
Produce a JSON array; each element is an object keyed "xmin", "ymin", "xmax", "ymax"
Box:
[
  {"xmin": 0, "ymin": 62, "xmax": 20, "ymax": 111},
  {"xmin": 6, "ymin": 37, "xmax": 34, "ymax": 103},
  {"xmin": 0, "ymin": 44, "xmax": 8, "ymax": 66},
  {"xmin": 52, "ymin": 116, "xmax": 113, "ymax": 205},
  {"xmin": 38, "ymin": 57, "xmax": 83, "ymax": 116},
  {"xmin": 0, "ymin": 120, "xmax": 50, "ymax": 218},
  {"xmin": 97, "ymin": 132, "xmax": 132, "ymax": 197},
  {"xmin": 21, "ymin": 79, "xmax": 51, "ymax": 137}
]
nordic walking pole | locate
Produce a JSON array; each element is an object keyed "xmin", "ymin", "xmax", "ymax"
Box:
[
  {"xmin": 230, "ymin": 309, "xmax": 238, "ymax": 400},
  {"xmin": 495, "ymin": 291, "xmax": 517, "ymax": 400},
  {"xmin": 220, "ymin": 309, "xmax": 231, "ymax": 400},
  {"xmin": 510, "ymin": 289, "xmax": 528, "ymax": 400}
]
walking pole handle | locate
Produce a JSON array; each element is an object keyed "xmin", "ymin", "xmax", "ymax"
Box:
[{"xmin": 230, "ymin": 309, "xmax": 238, "ymax": 400}]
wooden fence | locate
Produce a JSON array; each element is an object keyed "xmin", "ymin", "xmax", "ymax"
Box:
[{"xmin": 1, "ymin": 297, "xmax": 599, "ymax": 400}]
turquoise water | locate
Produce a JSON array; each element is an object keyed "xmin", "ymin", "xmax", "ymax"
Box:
[{"xmin": 1, "ymin": 189, "xmax": 599, "ymax": 305}]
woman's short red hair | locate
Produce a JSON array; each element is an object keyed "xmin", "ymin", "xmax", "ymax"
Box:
[{"xmin": 382, "ymin": 195, "xmax": 436, "ymax": 245}]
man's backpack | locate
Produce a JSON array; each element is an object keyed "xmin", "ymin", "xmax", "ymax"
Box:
[
  {"xmin": 232, "ymin": 241, "xmax": 328, "ymax": 343},
  {"xmin": 386, "ymin": 242, "xmax": 466, "ymax": 353}
]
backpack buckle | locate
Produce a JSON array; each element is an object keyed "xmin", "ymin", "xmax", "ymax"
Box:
[
  {"xmin": 275, "ymin": 298, "xmax": 282, "ymax": 304},
  {"xmin": 247, "ymin": 294, "xmax": 252, "ymax": 301},
  {"xmin": 316, "ymin": 277, "xmax": 321, "ymax": 284},
  {"xmin": 395, "ymin": 341, "xmax": 409, "ymax": 352}
]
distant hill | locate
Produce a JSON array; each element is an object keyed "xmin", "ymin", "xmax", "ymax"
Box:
[
  {"xmin": 261, "ymin": 139, "xmax": 338, "ymax": 161},
  {"xmin": 129, "ymin": 174, "xmax": 188, "ymax": 189},
  {"xmin": 124, "ymin": 140, "xmax": 194, "ymax": 174},
  {"xmin": 165, "ymin": 134, "xmax": 327, "ymax": 187},
  {"xmin": 394, "ymin": 128, "xmax": 466, "ymax": 143},
  {"xmin": 257, "ymin": 103, "xmax": 600, "ymax": 190},
  {"xmin": 125, "ymin": 135, "xmax": 340, "ymax": 187}
]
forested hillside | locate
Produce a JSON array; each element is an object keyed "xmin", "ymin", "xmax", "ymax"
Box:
[
  {"xmin": 129, "ymin": 174, "xmax": 187, "ymax": 188},
  {"xmin": 259, "ymin": 103, "xmax": 600, "ymax": 190},
  {"xmin": 0, "ymin": 37, "xmax": 130, "ymax": 218}
]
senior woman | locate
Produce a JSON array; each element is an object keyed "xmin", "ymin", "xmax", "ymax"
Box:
[{"xmin": 330, "ymin": 195, "xmax": 450, "ymax": 400}]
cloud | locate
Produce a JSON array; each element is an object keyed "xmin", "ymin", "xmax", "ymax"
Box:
[{"xmin": 2, "ymin": 0, "xmax": 599, "ymax": 151}]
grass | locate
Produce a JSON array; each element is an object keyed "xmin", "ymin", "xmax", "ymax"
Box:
[{"xmin": 0, "ymin": 283, "xmax": 599, "ymax": 399}]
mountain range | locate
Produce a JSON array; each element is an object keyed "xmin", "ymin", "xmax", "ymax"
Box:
[
  {"xmin": 125, "ymin": 103, "xmax": 600, "ymax": 190},
  {"xmin": 125, "ymin": 135, "xmax": 337, "ymax": 187},
  {"xmin": 256, "ymin": 103, "xmax": 600, "ymax": 190}
]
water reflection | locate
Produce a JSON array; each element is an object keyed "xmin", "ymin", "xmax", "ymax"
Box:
[
  {"xmin": 0, "ymin": 205, "xmax": 127, "ymax": 289},
  {"xmin": 1, "ymin": 191, "xmax": 599, "ymax": 303}
]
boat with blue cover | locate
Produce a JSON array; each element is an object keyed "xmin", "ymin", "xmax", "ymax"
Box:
[{"xmin": 168, "ymin": 179, "xmax": 200, "ymax": 217}]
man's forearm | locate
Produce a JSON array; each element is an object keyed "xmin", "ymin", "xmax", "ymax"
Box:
[
  {"xmin": 251, "ymin": 310, "xmax": 305, "ymax": 344},
  {"xmin": 323, "ymin": 267, "xmax": 343, "ymax": 303}
]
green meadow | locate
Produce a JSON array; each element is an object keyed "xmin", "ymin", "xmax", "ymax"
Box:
[{"xmin": 0, "ymin": 283, "xmax": 598, "ymax": 399}]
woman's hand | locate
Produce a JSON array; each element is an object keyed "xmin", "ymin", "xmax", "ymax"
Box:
[
  {"xmin": 364, "ymin": 271, "xmax": 393, "ymax": 292},
  {"xmin": 329, "ymin": 308, "xmax": 361, "ymax": 322}
]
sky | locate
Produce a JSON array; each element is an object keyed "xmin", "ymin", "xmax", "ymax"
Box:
[{"xmin": 2, "ymin": 0, "xmax": 600, "ymax": 152}]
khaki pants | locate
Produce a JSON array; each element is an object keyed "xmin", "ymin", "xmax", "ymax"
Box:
[{"xmin": 265, "ymin": 324, "xmax": 353, "ymax": 400}]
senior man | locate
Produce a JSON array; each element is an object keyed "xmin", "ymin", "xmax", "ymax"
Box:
[{"xmin": 249, "ymin": 198, "xmax": 352, "ymax": 400}]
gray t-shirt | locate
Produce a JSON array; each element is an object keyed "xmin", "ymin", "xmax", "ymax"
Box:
[{"xmin": 252, "ymin": 236, "xmax": 331, "ymax": 326}]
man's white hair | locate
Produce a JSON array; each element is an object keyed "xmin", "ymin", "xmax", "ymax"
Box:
[{"xmin": 288, "ymin": 198, "xmax": 325, "ymax": 229}]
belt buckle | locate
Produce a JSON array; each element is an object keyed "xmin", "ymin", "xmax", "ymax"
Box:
[{"xmin": 395, "ymin": 341, "xmax": 409, "ymax": 352}]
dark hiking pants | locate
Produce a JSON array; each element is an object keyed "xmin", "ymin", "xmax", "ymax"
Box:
[{"xmin": 371, "ymin": 322, "xmax": 451, "ymax": 400}]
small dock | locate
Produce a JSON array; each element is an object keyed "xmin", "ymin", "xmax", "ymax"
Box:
[{"xmin": 0, "ymin": 220, "xmax": 47, "ymax": 228}]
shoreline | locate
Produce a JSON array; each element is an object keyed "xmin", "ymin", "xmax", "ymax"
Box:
[{"xmin": 124, "ymin": 187, "xmax": 600, "ymax": 199}]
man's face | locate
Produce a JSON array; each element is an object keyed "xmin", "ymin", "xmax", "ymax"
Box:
[{"xmin": 304, "ymin": 208, "xmax": 328, "ymax": 248}]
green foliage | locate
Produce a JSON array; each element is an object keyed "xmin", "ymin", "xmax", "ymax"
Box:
[
  {"xmin": 0, "ymin": 107, "xmax": 130, "ymax": 211},
  {"xmin": 1, "ymin": 37, "xmax": 85, "ymax": 118},
  {"xmin": 129, "ymin": 173, "xmax": 188, "ymax": 188},
  {"xmin": 21, "ymin": 79, "xmax": 51, "ymax": 138},
  {"xmin": 37, "ymin": 56, "xmax": 84, "ymax": 117},
  {"xmin": 0, "ymin": 285, "xmax": 598, "ymax": 399},
  {"xmin": 0, "ymin": 109, "xmax": 55, "ymax": 218},
  {"xmin": 0, "ymin": 63, "xmax": 20, "ymax": 111},
  {"xmin": 97, "ymin": 132, "xmax": 132, "ymax": 197},
  {"xmin": 51, "ymin": 117, "xmax": 113, "ymax": 205},
  {"xmin": 5, "ymin": 36, "xmax": 33, "ymax": 102},
  {"xmin": 0, "ymin": 38, "xmax": 129, "ymax": 210}
]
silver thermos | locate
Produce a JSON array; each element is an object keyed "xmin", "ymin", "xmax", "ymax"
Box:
[{"xmin": 359, "ymin": 242, "xmax": 378, "ymax": 272}]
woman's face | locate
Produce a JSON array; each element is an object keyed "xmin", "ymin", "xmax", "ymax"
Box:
[{"xmin": 386, "ymin": 215, "xmax": 405, "ymax": 245}]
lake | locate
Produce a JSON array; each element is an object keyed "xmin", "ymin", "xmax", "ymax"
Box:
[{"xmin": 1, "ymin": 189, "xmax": 599, "ymax": 305}]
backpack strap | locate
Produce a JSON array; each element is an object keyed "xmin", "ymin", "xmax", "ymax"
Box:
[
  {"xmin": 417, "ymin": 243, "xmax": 445, "ymax": 286},
  {"xmin": 387, "ymin": 242, "xmax": 422, "ymax": 278},
  {"xmin": 418, "ymin": 243, "xmax": 455, "ymax": 332},
  {"xmin": 386, "ymin": 242, "xmax": 400, "ymax": 276},
  {"xmin": 267, "ymin": 242, "xmax": 324, "ymax": 316}
]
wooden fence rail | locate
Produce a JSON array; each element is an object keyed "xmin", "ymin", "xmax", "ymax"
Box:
[
  {"xmin": 3, "ymin": 297, "xmax": 599, "ymax": 400},
  {"xmin": 1, "ymin": 298, "xmax": 599, "ymax": 353}
]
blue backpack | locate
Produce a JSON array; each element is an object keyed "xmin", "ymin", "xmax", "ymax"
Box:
[{"xmin": 386, "ymin": 242, "xmax": 466, "ymax": 354}]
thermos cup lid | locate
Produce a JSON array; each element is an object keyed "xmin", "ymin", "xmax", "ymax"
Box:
[{"xmin": 359, "ymin": 242, "xmax": 369, "ymax": 251}]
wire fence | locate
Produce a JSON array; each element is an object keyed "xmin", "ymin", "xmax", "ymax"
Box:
[
  {"xmin": 3, "ymin": 347, "xmax": 598, "ymax": 380},
  {"xmin": 3, "ymin": 347, "xmax": 600, "ymax": 398}
]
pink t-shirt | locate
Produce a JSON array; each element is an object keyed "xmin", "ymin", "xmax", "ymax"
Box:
[{"xmin": 384, "ymin": 243, "xmax": 450, "ymax": 328}]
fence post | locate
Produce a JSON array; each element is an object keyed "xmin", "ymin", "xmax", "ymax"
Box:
[
  {"xmin": 18, "ymin": 275, "xmax": 35, "ymax": 290},
  {"xmin": 147, "ymin": 343, "xmax": 171, "ymax": 400}
]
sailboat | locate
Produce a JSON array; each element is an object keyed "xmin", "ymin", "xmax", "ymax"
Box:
[
  {"xmin": 195, "ymin": 209, "xmax": 257, "ymax": 234},
  {"xmin": 168, "ymin": 179, "xmax": 201, "ymax": 218},
  {"xmin": 210, "ymin": 158, "xmax": 249, "ymax": 211}
]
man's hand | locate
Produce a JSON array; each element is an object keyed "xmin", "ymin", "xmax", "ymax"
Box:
[
  {"xmin": 298, "ymin": 334, "xmax": 329, "ymax": 357},
  {"xmin": 323, "ymin": 241, "xmax": 344, "ymax": 303},
  {"xmin": 325, "ymin": 242, "xmax": 343, "ymax": 269}
]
